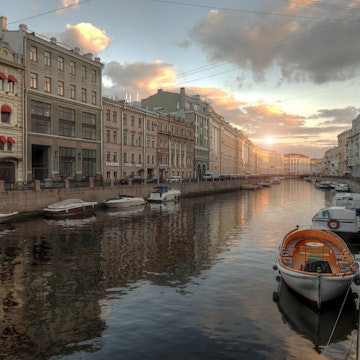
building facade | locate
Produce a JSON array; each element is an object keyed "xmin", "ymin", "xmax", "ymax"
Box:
[
  {"xmin": 142, "ymin": 87, "xmax": 209, "ymax": 179},
  {"xmin": 1, "ymin": 18, "xmax": 104, "ymax": 181},
  {"xmin": 0, "ymin": 33, "xmax": 24, "ymax": 183}
]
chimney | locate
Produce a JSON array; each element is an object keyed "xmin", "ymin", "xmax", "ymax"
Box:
[{"xmin": 0, "ymin": 16, "xmax": 7, "ymax": 32}]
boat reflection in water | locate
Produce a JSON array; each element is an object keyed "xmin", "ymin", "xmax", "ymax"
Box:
[
  {"xmin": 273, "ymin": 277, "xmax": 357, "ymax": 355},
  {"xmin": 44, "ymin": 213, "xmax": 97, "ymax": 227},
  {"xmin": 105, "ymin": 205, "xmax": 146, "ymax": 218}
]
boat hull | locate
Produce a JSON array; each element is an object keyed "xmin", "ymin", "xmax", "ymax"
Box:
[
  {"xmin": 147, "ymin": 187, "xmax": 181, "ymax": 203},
  {"xmin": 103, "ymin": 196, "xmax": 145, "ymax": 208},
  {"xmin": 277, "ymin": 262, "xmax": 355, "ymax": 304}
]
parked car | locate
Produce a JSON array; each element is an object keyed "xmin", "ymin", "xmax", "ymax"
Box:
[
  {"xmin": 119, "ymin": 178, "xmax": 129, "ymax": 185},
  {"xmin": 119, "ymin": 175, "xmax": 144, "ymax": 185},
  {"xmin": 169, "ymin": 176, "xmax": 182, "ymax": 183},
  {"xmin": 129, "ymin": 175, "xmax": 144, "ymax": 184},
  {"xmin": 146, "ymin": 175, "xmax": 158, "ymax": 184}
]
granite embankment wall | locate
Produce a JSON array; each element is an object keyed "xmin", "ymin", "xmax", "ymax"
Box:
[{"xmin": 0, "ymin": 177, "xmax": 263, "ymax": 215}]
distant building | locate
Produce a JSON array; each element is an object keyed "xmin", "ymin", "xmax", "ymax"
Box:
[{"xmin": 283, "ymin": 153, "xmax": 311, "ymax": 175}]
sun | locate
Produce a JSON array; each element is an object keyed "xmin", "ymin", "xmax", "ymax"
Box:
[{"xmin": 265, "ymin": 136, "xmax": 273, "ymax": 145}]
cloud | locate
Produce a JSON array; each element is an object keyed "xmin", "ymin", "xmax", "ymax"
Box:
[
  {"xmin": 102, "ymin": 60, "xmax": 178, "ymax": 98},
  {"xmin": 186, "ymin": 2, "xmax": 360, "ymax": 85},
  {"xmin": 100, "ymin": 54, "xmax": 352, "ymax": 158},
  {"xmin": 59, "ymin": 22, "xmax": 112, "ymax": 54}
]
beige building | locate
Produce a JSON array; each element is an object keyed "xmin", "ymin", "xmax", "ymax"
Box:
[
  {"xmin": 0, "ymin": 17, "xmax": 103, "ymax": 181},
  {"xmin": 102, "ymin": 98, "xmax": 158, "ymax": 180},
  {"xmin": 283, "ymin": 153, "xmax": 311, "ymax": 175},
  {"xmin": 102, "ymin": 98, "xmax": 194, "ymax": 181},
  {"xmin": 156, "ymin": 112, "xmax": 194, "ymax": 180},
  {"xmin": 142, "ymin": 87, "xmax": 209, "ymax": 179},
  {"xmin": 0, "ymin": 36, "xmax": 24, "ymax": 183}
]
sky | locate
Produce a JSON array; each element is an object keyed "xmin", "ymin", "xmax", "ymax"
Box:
[{"xmin": 3, "ymin": 0, "xmax": 360, "ymax": 159}]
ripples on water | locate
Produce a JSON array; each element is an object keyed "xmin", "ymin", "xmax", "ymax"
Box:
[{"xmin": 0, "ymin": 179, "xmax": 358, "ymax": 359}]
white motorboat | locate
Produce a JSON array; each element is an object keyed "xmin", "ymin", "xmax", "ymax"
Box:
[
  {"xmin": 312, "ymin": 206, "xmax": 360, "ymax": 235},
  {"xmin": 334, "ymin": 183, "xmax": 350, "ymax": 192},
  {"xmin": 274, "ymin": 227, "xmax": 358, "ymax": 308},
  {"xmin": 147, "ymin": 186, "xmax": 181, "ymax": 203},
  {"xmin": 332, "ymin": 192, "xmax": 360, "ymax": 208},
  {"xmin": 103, "ymin": 194, "xmax": 146, "ymax": 208},
  {"xmin": 312, "ymin": 192, "xmax": 360, "ymax": 239},
  {"xmin": 0, "ymin": 211, "xmax": 19, "ymax": 223},
  {"xmin": 315, "ymin": 181, "xmax": 333, "ymax": 189},
  {"xmin": 43, "ymin": 198, "xmax": 98, "ymax": 218}
]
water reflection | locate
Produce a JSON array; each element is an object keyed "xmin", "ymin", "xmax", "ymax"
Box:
[
  {"xmin": 273, "ymin": 278, "xmax": 357, "ymax": 355},
  {"xmin": 0, "ymin": 181, "xmax": 358, "ymax": 359}
]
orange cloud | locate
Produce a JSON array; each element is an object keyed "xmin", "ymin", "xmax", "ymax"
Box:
[{"xmin": 61, "ymin": 23, "xmax": 112, "ymax": 54}]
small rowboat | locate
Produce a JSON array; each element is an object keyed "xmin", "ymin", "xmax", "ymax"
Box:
[{"xmin": 274, "ymin": 227, "xmax": 359, "ymax": 308}]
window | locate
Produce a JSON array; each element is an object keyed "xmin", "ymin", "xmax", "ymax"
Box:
[
  {"xmin": 82, "ymin": 112, "xmax": 96, "ymax": 140},
  {"xmin": 138, "ymin": 118, "xmax": 142, "ymax": 128},
  {"xmin": 59, "ymin": 107, "xmax": 75, "ymax": 137},
  {"xmin": 81, "ymin": 88, "xmax": 87, "ymax": 102},
  {"xmin": 91, "ymin": 91, "xmax": 96, "ymax": 105},
  {"xmin": 82, "ymin": 149, "xmax": 96, "ymax": 177},
  {"xmin": 106, "ymin": 151, "xmax": 111, "ymax": 161},
  {"xmin": 113, "ymin": 111, "xmax": 117, "ymax": 122},
  {"xmin": 106, "ymin": 130, "xmax": 110, "ymax": 142},
  {"xmin": 30, "ymin": 46, "xmax": 37, "ymax": 62},
  {"xmin": 123, "ymin": 132, "xmax": 127, "ymax": 145},
  {"xmin": 30, "ymin": 73, "xmax": 38, "ymax": 89},
  {"xmin": 113, "ymin": 152, "xmax": 117, "ymax": 162},
  {"xmin": 31, "ymin": 100, "xmax": 51, "ymax": 133},
  {"xmin": 59, "ymin": 147, "xmax": 75, "ymax": 177},
  {"xmin": 105, "ymin": 110, "xmax": 110, "ymax": 121},
  {"xmin": 123, "ymin": 113, "xmax": 127, "ymax": 125},
  {"xmin": 44, "ymin": 77, "xmax": 51, "ymax": 93},
  {"xmin": 57, "ymin": 81, "xmax": 64, "ymax": 96},
  {"xmin": 70, "ymin": 84, "xmax": 76, "ymax": 99},
  {"xmin": 123, "ymin": 152, "xmax": 127, "ymax": 163},
  {"xmin": 113, "ymin": 131, "xmax": 117, "ymax": 143},
  {"xmin": 1, "ymin": 109, "xmax": 10, "ymax": 123},
  {"xmin": 91, "ymin": 69, "xmax": 96, "ymax": 82},
  {"xmin": 70, "ymin": 61, "xmax": 76, "ymax": 75},
  {"xmin": 57, "ymin": 56, "xmax": 64, "ymax": 71},
  {"xmin": 131, "ymin": 134, "xmax": 135, "ymax": 146},
  {"xmin": 81, "ymin": 65, "xmax": 86, "ymax": 80},
  {"xmin": 131, "ymin": 116, "xmax": 135, "ymax": 127},
  {"xmin": 44, "ymin": 51, "xmax": 51, "ymax": 66}
]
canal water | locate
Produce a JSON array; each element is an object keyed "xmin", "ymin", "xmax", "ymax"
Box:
[{"xmin": 1, "ymin": 179, "xmax": 359, "ymax": 360}]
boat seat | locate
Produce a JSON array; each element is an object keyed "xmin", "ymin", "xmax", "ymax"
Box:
[{"xmin": 303, "ymin": 257, "xmax": 332, "ymax": 273}]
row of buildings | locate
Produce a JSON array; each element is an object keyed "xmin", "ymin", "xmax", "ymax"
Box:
[
  {"xmin": 0, "ymin": 16, "xmax": 323, "ymax": 184},
  {"xmin": 321, "ymin": 118, "xmax": 360, "ymax": 178}
]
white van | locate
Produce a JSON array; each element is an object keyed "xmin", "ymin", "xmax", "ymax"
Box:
[{"xmin": 169, "ymin": 175, "xmax": 182, "ymax": 183}]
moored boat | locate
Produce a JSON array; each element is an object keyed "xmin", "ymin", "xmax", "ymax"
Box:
[
  {"xmin": 43, "ymin": 198, "xmax": 98, "ymax": 218},
  {"xmin": 274, "ymin": 227, "xmax": 358, "ymax": 308},
  {"xmin": 147, "ymin": 186, "xmax": 180, "ymax": 203},
  {"xmin": 334, "ymin": 183, "xmax": 350, "ymax": 192},
  {"xmin": 0, "ymin": 211, "xmax": 19, "ymax": 223},
  {"xmin": 332, "ymin": 192, "xmax": 360, "ymax": 208},
  {"xmin": 103, "ymin": 194, "xmax": 146, "ymax": 208},
  {"xmin": 312, "ymin": 206, "xmax": 360, "ymax": 238}
]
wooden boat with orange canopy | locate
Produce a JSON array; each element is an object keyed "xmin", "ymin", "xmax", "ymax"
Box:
[{"xmin": 274, "ymin": 227, "xmax": 359, "ymax": 308}]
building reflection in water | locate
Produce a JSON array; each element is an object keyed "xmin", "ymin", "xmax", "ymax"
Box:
[{"xmin": 0, "ymin": 193, "xmax": 251, "ymax": 359}]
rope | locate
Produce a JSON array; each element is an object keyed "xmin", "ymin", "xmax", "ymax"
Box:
[{"xmin": 322, "ymin": 284, "xmax": 352, "ymax": 357}]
